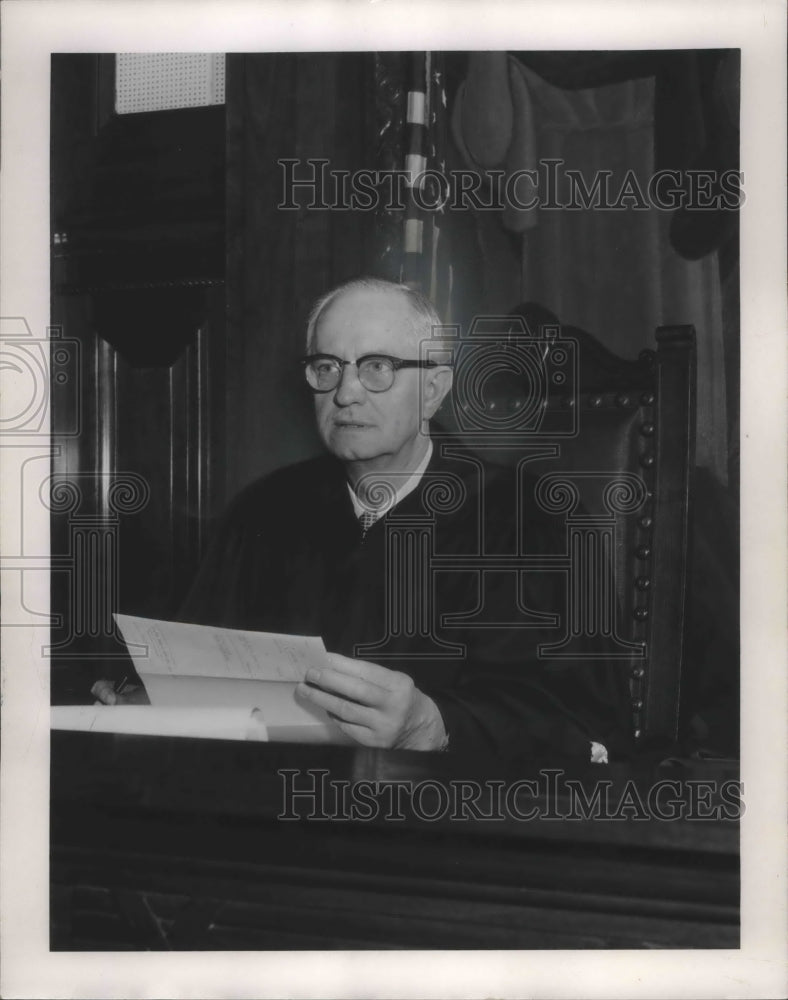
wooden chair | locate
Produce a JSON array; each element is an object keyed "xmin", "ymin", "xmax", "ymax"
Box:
[{"xmin": 434, "ymin": 305, "xmax": 697, "ymax": 750}]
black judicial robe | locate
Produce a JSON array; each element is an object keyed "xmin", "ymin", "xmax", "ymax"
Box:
[{"xmin": 180, "ymin": 446, "xmax": 632, "ymax": 761}]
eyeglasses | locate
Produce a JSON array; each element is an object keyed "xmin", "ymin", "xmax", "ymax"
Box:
[{"xmin": 299, "ymin": 353, "xmax": 444, "ymax": 393}]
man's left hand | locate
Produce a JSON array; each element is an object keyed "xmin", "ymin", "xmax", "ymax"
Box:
[{"xmin": 296, "ymin": 653, "xmax": 447, "ymax": 751}]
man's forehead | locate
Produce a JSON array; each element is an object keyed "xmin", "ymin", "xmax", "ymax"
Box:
[{"xmin": 315, "ymin": 287, "xmax": 415, "ymax": 344}]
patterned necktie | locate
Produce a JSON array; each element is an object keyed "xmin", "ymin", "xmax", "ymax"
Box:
[{"xmin": 359, "ymin": 510, "xmax": 377, "ymax": 537}]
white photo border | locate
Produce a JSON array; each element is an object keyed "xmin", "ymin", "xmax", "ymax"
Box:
[{"xmin": 1, "ymin": 1, "xmax": 786, "ymax": 997}]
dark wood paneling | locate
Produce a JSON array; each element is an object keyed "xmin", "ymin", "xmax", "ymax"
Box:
[
  {"xmin": 50, "ymin": 733, "xmax": 740, "ymax": 951},
  {"xmin": 51, "ymin": 53, "xmax": 379, "ymax": 698},
  {"xmin": 52, "ymin": 54, "xmax": 225, "ymax": 295},
  {"xmin": 224, "ymin": 53, "xmax": 378, "ymax": 497},
  {"xmin": 50, "ymin": 56, "xmax": 227, "ymax": 701}
]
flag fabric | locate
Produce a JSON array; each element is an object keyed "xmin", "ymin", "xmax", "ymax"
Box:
[{"xmin": 400, "ymin": 52, "xmax": 454, "ymax": 323}]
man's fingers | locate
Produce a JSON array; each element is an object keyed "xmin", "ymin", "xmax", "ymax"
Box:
[
  {"xmin": 90, "ymin": 679, "xmax": 150, "ymax": 706},
  {"xmin": 90, "ymin": 680, "xmax": 117, "ymax": 705},
  {"xmin": 305, "ymin": 664, "xmax": 387, "ymax": 707},
  {"xmin": 296, "ymin": 681, "xmax": 377, "ymax": 727},
  {"xmin": 323, "ymin": 652, "xmax": 400, "ymax": 691}
]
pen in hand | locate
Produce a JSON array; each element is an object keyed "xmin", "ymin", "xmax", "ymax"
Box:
[{"xmin": 91, "ymin": 676, "xmax": 136, "ymax": 705}]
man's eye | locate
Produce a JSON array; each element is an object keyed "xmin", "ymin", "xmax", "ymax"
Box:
[
  {"xmin": 364, "ymin": 358, "xmax": 390, "ymax": 373},
  {"xmin": 315, "ymin": 361, "xmax": 338, "ymax": 375}
]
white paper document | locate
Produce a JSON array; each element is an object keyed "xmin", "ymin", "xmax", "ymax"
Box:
[
  {"xmin": 50, "ymin": 705, "xmax": 269, "ymax": 742},
  {"xmin": 114, "ymin": 613, "xmax": 329, "ymax": 682},
  {"xmin": 51, "ymin": 615, "xmax": 350, "ymax": 744}
]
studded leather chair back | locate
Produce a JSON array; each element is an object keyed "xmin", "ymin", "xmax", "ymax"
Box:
[{"xmin": 434, "ymin": 306, "xmax": 696, "ymax": 750}]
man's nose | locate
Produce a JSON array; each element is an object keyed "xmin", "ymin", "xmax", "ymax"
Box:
[{"xmin": 333, "ymin": 363, "xmax": 366, "ymax": 405}]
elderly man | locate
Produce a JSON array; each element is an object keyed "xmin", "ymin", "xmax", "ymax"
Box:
[
  {"xmin": 288, "ymin": 278, "xmax": 453, "ymax": 750},
  {"xmin": 169, "ymin": 276, "xmax": 630, "ymax": 761},
  {"xmin": 95, "ymin": 277, "xmax": 630, "ymax": 759}
]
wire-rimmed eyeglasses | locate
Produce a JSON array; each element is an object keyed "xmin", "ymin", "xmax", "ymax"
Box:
[{"xmin": 299, "ymin": 353, "xmax": 445, "ymax": 393}]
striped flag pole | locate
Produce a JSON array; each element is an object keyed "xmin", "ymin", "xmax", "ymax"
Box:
[
  {"xmin": 427, "ymin": 51, "xmax": 454, "ymax": 323},
  {"xmin": 402, "ymin": 52, "xmax": 429, "ymax": 288},
  {"xmin": 400, "ymin": 52, "xmax": 454, "ymax": 324}
]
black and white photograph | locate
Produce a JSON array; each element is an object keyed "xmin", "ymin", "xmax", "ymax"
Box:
[{"xmin": 1, "ymin": 2, "xmax": 786, "ymax": 997}]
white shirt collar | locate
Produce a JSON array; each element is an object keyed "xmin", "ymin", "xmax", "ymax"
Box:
[{"xmin": 347, "ymin": 439, "xmax": 434, "ymax": 523}]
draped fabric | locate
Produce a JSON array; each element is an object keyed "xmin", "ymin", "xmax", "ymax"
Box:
[{"xmin": 447, "ymin": 51, "xmax": 738, "ymax": 485}]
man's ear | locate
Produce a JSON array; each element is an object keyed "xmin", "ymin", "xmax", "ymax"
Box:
[{"xmin": 422, "ymin": 366, "xmax": 453, "ymax": 420}]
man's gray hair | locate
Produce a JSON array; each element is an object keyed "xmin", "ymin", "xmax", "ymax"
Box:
[{"xmin": 305, "ymin": 276, "xmax": 452, "ymax": 362}]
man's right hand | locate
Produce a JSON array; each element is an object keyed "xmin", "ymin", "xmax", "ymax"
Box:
[{"xmin": 91, "ymin": 679, "xmax": 150, "ymax": 705}]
